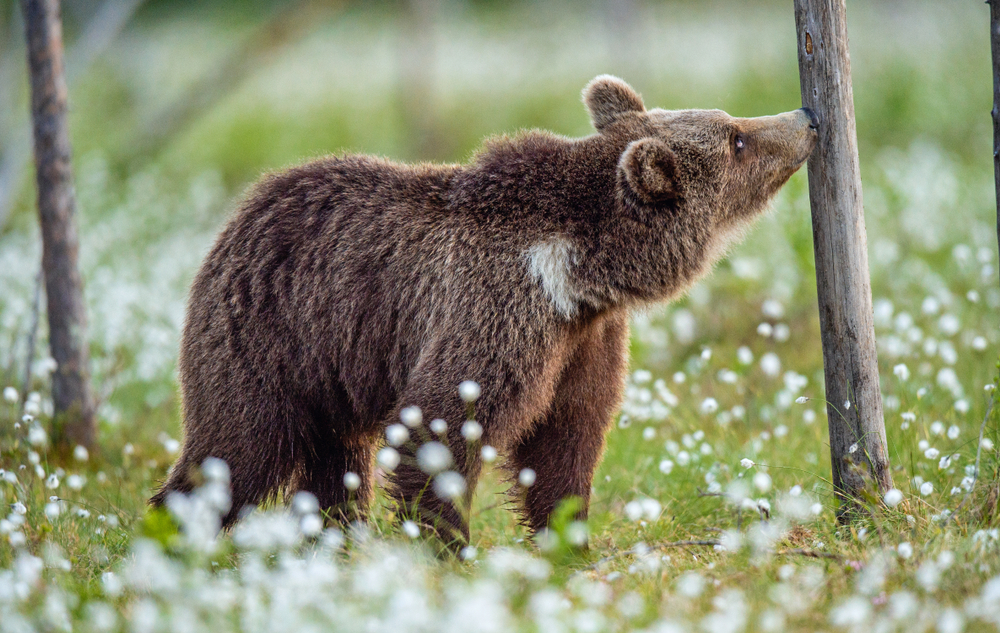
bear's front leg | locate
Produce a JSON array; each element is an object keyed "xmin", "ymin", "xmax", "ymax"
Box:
[
  {"xmin": 387, "ymin": 377, "xmax": 484, "ymax": 548},
  {"xmin": 510, "ymin": 312, "xmax": 629, "ymax": 537}
]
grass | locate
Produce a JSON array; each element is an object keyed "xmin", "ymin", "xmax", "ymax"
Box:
[{"xmin": 1, "ymin": 1, "xmax": 1000, "ymax": 631}]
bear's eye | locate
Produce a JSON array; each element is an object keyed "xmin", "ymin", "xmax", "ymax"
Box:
[{"xmin": 734, "ymin": 134, "xmax": 746, "ymax": 151}]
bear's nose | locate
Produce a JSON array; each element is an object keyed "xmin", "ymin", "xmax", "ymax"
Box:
[{"xmin": 800, "ymin": 107, "xmax": 820, "ymax": 130}]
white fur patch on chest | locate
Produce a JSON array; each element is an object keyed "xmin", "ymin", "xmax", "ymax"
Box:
[{"xmin": 525, "ymin": 237, "xmax": 580, "ymax": 319}]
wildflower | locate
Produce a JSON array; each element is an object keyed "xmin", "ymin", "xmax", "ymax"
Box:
[
  {"xmin": 773, "ymin": 324, "xmax": 790, "ymax": 342},
  {"xmin": 955, "ymin": 399, "xmax": 970, "ymax": 414},
  {"xmin": 46, "ymin": 474, "xmax": 59, "ymax": 489},
  {"xmin": 343, "ymin": 472, "xmax": 361, "ymax": 491},
  {"xmin": 632, "ymin": 369, "xmax": 652, "ymax": 384},
  {"xmin": 760, "ymin": 352, "xmax": 781, "ymax": 377},
  {"xmin": 884, "ymin": 488, "xmax": 904, "ymax": 507},
  {"xmin": 28, "ymin": 425, "xmax": 47, "ymax": 447},
  {"xmin": 11, "ymin": 502, "xmax": 27, "ymax": 517},
  {"xmin": 642, "ymin": 427, "xmax": 656, "ymax": 440},
  {"xmin": 803, "ymin": 409, "xmax": 816, "ymax": 424},
  {"xmin": 701, "ymin": 347, "xmax": 712, "ymax": 361},
  {"xmin": 416, "ymin": 442, "xmax": 452, "ymax": 473},
  {"xmin": 700, "ymin": 398, "xmax": 719, "ymax": 415},
  {"xmin": 924, "ymin": 447, "xmax": 940, "ymax": 460},
  {"xmin": 752, "ymin": 471, "xmax": 771, "ymax": 492},
  {"xmin": 376, "ymin": 447, "xmax": 400, "ymax": 470},
  {"xmin": 972, "ymin": 336, "xmax": 988, "ymax": 351},
  {"xmin": 795, "ymin": 396, "xmax": 808, "ymax": 404},
  {"xmin": 892, "ymin": 363, "xmax": 911, "ymax": 381},
  {"xmin": 673, "ymin": 371, "xmax": 686, "ymax": 384},
  {"xmin": 66, "ymin": 475, "xmax": 84, "ymax": 491},
  {"xmin": 930, "ymin": 421, "xmax": 944, "ymax": 435},
  {"xmin": 740, "ymin": 458, "xmax": 755, "ymax": 469},
  {"xmin": 518, "ymin": 468, "xmax": 536, "ymax": 487},
  {"xmin": 458, "ymin": 380, "xmax": 481, "ymax": 403},
  {"xmin": 844, "ymin": 400, "xmax": 851, "ymax": 410},
  {"xmin": 919, "ymin": 481, "xmax": 934, "ymax": 496},
  {"xmin": 983, "ymin": 438, "xmax": 995, "ymax": 451},
  {"xmin": 400, "ymin": 406, "xmax": 423, "ymax": 427},
  {"xmin": 202, "ymin": 457, "xmax": 229, "ymax": 483},
  {"xmin": 810, "ymin": 503, "xmax": 823, "ymax": 515},
  {"xmin": 897, "ymin": 542, "xmax": 913, "ymax": 559},
  {"xmin": 44, "ymin": 502, "xmax": 61, "ymax": 519},
  {"xmin": 299, "ymin": 513, "xmax": 323, "ymax": 536},
  {"xmin": 430, "ymin": 418, "xmax": 448, "ymax": 434},
  {"xmin": 402, "ymin": 520, "xmax": 420, "ymax": 538},
  {"xmin": 676, "ymin": 572, "xmax": 705, "ymax": 598},
  {"xmin": 433, "ymin": 471, "xmax": 466, "ymax": 499},
  {"xmin": 386, "ymin": 423, "xmax": 409, "ymax": 446},
  {"xmin": 461, "ymin": 420, "xmax": 482, "ymax": 441},
  {"xmin": 460, "ymin": 545, "xmax": 477, "ymax": 561},
  {"xmin": 757, "ymin": 322, "xmax": 774, "ymax": 337},
  {"xmin": 737, "ymin": 346, "xmax": 753, "ymax": 365},
  {"xmin": 2, "ymin": 387, "xmax": 17, "ymax": 403},
  {"xmin": 848, "ymin": 443, "xmax": 858, "ymax": 454},
  {"xmin": 659, "ymin": 459, "xmax": 674, "ymax": 474},
  {"xmin": 481, "ymin": 445, "xmax": 498, "ymax": 462},
  {"xmin": 72, "ymin": 445, "xmax": 89, "ymax": 462},
  {"xmin": 947, "ymin": 424, "xmax": 960, "ymax": 439},
  {"xmin": 939, "ymin": 455, "xmax": 953, "ymax": 470}
]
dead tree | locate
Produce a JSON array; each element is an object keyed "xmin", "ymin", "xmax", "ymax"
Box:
[
  {"xmin": 991, "ymin": 0, "xmax": 1000, "ymax": 286},
  {"xmin": 794, "ymin": 0, "xmax": 894, "ymax": 517},
  {"xmin": 21, "ymin": 0, "xmax": 96, "ymax": 448}
]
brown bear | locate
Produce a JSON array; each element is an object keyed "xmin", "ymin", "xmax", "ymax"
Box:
[{"xmin": 151, "ymin": 75, "xmax": 817, "ymax": 544}]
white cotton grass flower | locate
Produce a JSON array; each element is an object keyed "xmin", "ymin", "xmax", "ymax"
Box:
[
  {"xmin": 919, "ymin": 481, "xmax": 934, "ymax": 496},
  {"xmin": 12, "ymin": 502, "xmax": 27, "ymax": 515},
  {"xmin": 401, "ymin": 520, "xmax": 420, "ymax": 538},
  {"xmin": 659, "ymin": 459, "xmax": 674, "ymax": 474},
  {"xmin": 376, "ymin": 447, "xmax": 400, "ymax": 470},
  {"xmin": 44, "ymin": 501, "xmax": 61, "ymax": 520},
  {"xmin": 924, "ymin": 447, "xmax": 940, "ymax": 460},
  {"xmin": 893, "ymin": 363, "xmax": 910, "ymax": 381},
  {"xmin": 386, "ymin": 423, "xmax": 409, "ymax": 446},
  {"xmin": 844, "ymin": 400, "xmax": 851, "ymax": 410},
  {"xmin": 740, "ymin": 458, "xmax": 755, "ymax": 469},
  {"xmin": 46, "ymin": 474, "xmax": 59, "ymax": 490},
  {"xmin": 518, "ymin": 468, "xmax": 536, "ymax": 487},
  {"xmin": 947, "ymin": 425, "xmax": 960, "ymax": 439},
  {"xmin": 299, "ymin": 513, "xmax": 323, "ymax": 537},
  {"xmin": 461, "ymin": 420, "xmax": 482, "ymax": 441},
  {"xmin": 480, "ymin": 445, "xmax": 498, "ymax": 462},
  {"xmin": 794, "ymin": 396, "xmax": 808, "ymax": 404},
  {"xmin": 3, "ymin": 386, "xmax": 18, "ymax": 403},
  {"xmin": 458, "ymin": 380, "xmax": 481, "ymax": 403},
  {"xmin": 416, "ymin": 442, "xmax": 452, "ymax": 474},
  {"xmin": 291, "ymin": 495, "xmax": 319, "ymax": 523},
  {"xmin": 343, "ymin": 472, "xmax": 361, "ymax": 491},
  {"xmin": 642, "ymin": 427, "xmax": 656, "ymax": 440},
  {"xmin": 400, "ymin": 406, "xmax": 423, "ymax": 428},
  {"xmin": 930, "ymin": 421, "xmax": 944, "ymax": 435},
  {"xmin": 884, "ymin": 488, "xmax": 904, "ymax": 507},
  {"xmin": 757, "ymin": 322, "xmax": 774, "ymax": 337},
  {"xmin": 737, "ymin": 346, "xmax": 754, "ymax": 365},
  {"xmin": 429, "ymin": 418, "xmax": 448, "ymax": 434},
  {"xmin": 72, "ymin": 445, "xmax": 89, "ymax": 462},
  {"xmin": 66, "ymin": 474, "xmax": 84, "ymax": 491},
  {"xmin": 897, "ymin": 542, "xmax": 913, "ymax": 559},
  {"xmin": 28, "ymin": 425, "xmax": 47, "ymax": 447},
  {"xmin": 760, "ymin": 352, "xmax": 781, "ymax": 377},
  {"xmin": 752, "ymin": 472, "xmax": 771, "ymax": 492},
  {"xmin": 433, "ymin": 471, "xmax": 466, "ymax": 499},
  {"xmin": 699, "ymin": 398, "xmax": 719, "ymax": 415}
]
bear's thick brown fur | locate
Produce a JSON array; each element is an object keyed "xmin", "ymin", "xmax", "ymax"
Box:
[{"xmin": 151, "ymin": 76, "xmax": 817, "ymax": 543}]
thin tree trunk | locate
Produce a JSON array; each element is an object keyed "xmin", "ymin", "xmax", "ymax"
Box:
[
  {"xmin": 794, "ymin": 0, "xmax": 893, "ymax": 518},
  {"xmin": 991, "ymin": 0, "xmax": 1000, "ymax": 288},
  {"xmin": 21, "ymin": 0, "xmax": 95, "ymax": 449}
]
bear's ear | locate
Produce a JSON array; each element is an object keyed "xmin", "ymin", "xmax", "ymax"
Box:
[
  {"xmin": 583, "ymin": 75, "xmax": 646, "ymax": 131},
  {"xmin": 619, "ymin": 138, "xmax": 679, "ymax": 203}
]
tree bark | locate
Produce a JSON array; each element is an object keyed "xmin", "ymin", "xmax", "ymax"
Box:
[
  {"xmin": 21, "ymin": 0, "xmax": 96, "ymax": 448},
  {"xmin": 991, "ymin": 0, "xmax": 1000, "ymax": 288},
  {"xmin": 794, "ymin": 0, "xmax": 893, "ymax": 517}
]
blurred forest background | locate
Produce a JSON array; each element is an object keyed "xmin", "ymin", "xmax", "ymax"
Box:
[{"xmin": 0, "ymin": 0, "xmax": 994, "ymax": 473}]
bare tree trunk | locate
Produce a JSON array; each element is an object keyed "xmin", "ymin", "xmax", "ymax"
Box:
[
  {"xmin": 21, "ymin": 0, "xmax": 96, "ymax": 449},
  {"xmin": 991, "ymin": 0, "xmax": 1000, "ymax": 289},
  {"xmin": 794, "ymin": 0, "xmax": 893, "ymax": 518}
]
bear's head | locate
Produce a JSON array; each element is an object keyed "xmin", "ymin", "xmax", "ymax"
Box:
[{"xmin": 583, "ymin": 75, "xmax": 818, "ymax": 228}]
